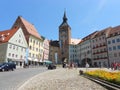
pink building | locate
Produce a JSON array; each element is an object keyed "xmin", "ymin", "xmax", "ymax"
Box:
[{"xmin": 43, "ymin": 39, "xmax": 49, "ymax": 61}]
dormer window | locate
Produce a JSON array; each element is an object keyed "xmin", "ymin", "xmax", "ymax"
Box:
[{"xmin": 7, "ymin": 33, "xmax": 10, "ymax": 35}]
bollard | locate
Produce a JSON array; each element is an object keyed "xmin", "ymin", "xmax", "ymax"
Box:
[{"xmin": 79, "ymin": 70, "xmax": 83, "ymax": 75}]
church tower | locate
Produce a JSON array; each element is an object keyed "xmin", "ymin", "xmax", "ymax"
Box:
[{"xmin": 59, "ymin": 11, "xmax": 71, "ymax": 63}]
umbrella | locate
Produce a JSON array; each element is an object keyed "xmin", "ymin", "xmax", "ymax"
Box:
[{"xmin": 43, "ymin": 60, "xmax": 52, "ymax": 64}]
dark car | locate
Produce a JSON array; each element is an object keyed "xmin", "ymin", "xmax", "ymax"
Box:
[
  {"xmin": 8, "ymin": 62, "xmax": 16, "ymax": 69},
  {"xmin": 48, "ymin": 64, "xmax": 56, "ymax": 70},
  {"xmin": 0, "ymin": 62, "xmax": 16, "ymax": 71}
]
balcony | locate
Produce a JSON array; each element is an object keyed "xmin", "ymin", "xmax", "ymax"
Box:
[{"xmin": 93, "ymin": 44, "xmax": 107, "ymax": 49}]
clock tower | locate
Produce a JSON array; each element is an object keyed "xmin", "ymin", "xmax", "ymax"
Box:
[{"xmin": 59, "ymin": 11, "xmax": 71, "ymax": 63}]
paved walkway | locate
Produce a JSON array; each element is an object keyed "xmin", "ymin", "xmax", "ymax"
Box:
[{"xmin": 18, "ymin": 68, "xmax": 108, "ymax": 90}]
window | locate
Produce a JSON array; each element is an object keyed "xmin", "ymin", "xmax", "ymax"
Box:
[
  {"xmin": 108, "ymin": 47, "xmax": 112, "ymax": 51},
  {"xmin": 8, "ymin": 53, "xmax": 11, "ymax": 56},
  {"xmin": 36, "ymin": 48, "xmax": 38, "ymax": 52},
  {"xmin": 19, "ymin": 39, "xmax": 21, "ymax": 43},
  {"xmin": 16, "ymin": 55, "xmax": 18, "ymax": 58},
  {"xmin": 33, "ymin": 54, "xmax": 34, "ymax": 58},
  {"xmin": 114, "ymin": 53, "xmax": 117, "ymax": 57},
  {"xmin": 112, "ymin": 39, "xmax": 115, "ymax": 43},
  {"xmin": 118, "ymin": 45, "xmax": 120, "ymax": 49},
  {"xmin": 9, "ymin": 44, "xmax": 12, "ymax": 48},
  {"xmin": 12, "ymin": 54, "xmax": 14, "ymax": 57},
  {"xmin": 21, "ymin": 48, "xmax": 23, "ymax": 51},
  {"xmin": 33, "ymin": 40, "xmax": 35, "ymax": 44},
  {"xmin": 119, "ymin": 52, "xmax": 120, "ymax": 57},
  {"xmin": 19, "ymin": 34, "xmax": 21, "ymax": 37},
  {"xmin": 13, "ymin": 45, "xmax": 15, "ymax": 49},
  {"xmin": 99, "ymin": 37, "xmax": 101, "ymax": 40},
  {"xmin": 113, "ymin": 46, "xmax": 116, "ymax": 50},
  {"xmin": 16, "ymin": 46, "xmax": 18, "ymax": 50},
  {"xmin": 30, "ymin": 46, "xmax": 32, "ymax": 50},
  {"xmin": 117, "ymin": 38, "xmax": 120, "ymax": 42},
  {"xmin": 108, "ymin": 41, "xmax": 111, "ymax": 44},
  {"xmin": 29, "ymin": 53, "xmax": 31, "ymax": 57}
]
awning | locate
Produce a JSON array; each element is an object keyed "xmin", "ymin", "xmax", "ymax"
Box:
[
  {"xmin": 43, "ymin": 60, "xmax": 53, "ymax": 64},
  {"xmin": 28, "ymin": 57, "xmax": 32, "ymax": 61},
  {"xmin": 39, "ymin": 60, "xmax": 43, "ymax": 62},
  {"xmin": 34, "ymin": 59, "xmax": 38, "ymax": 62}
]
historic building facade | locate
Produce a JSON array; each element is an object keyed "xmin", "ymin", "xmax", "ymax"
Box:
[
  {"xmin": 0, "ymin": 27, "xmax": 27, "ymax": 66},
  {"xmin": 49, "ymin": 40, "xmax": 60, "ymax": 64},
  {"xmin": 11, "ymin": 16, "xmax": 44, "ymax": 65},
  {"xmin": 107, "ymin": 26, "xmax": 120, "ymax": 67},
  {"xmin": 91, "ymin": 27, "xmax": 112, "ymax": 67},
  {"xmin": 43, "ymin": 38, "xmax": 50, "ymax": 61},
  {"xmin": 59, "ymin": 12, "xmax": 71, "ymax": 63}
]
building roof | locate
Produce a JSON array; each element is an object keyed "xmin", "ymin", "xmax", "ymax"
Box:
[
  {"xmin": 93, "ymin": 27, "xmax": 112, "ymax": 38},
  {"xmin": 0, "ymin": 27, "xmax": 18, "ymax": 44},
  {"xmin": 12, "ymin": 16, "xmax": 42, "ymax": 39},
  {"xmin": 50, "ymin": 40, "xmax": 59, "ymax": 47},
  {"xmin": 70, "ymin": 38, "xmax": 81, "ymax": 45},
  {"xmin": 82, "ymin": 31, "xmax": 98, "ymax": 41},
  {"xmin": 59, "ymin": 11, "xmax": 70, "ymax": 28},
  {"xmin": 108, "ymin": 25, "xmax": 120, "ymax": 37}
]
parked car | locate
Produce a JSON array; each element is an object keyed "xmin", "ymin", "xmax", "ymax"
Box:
[
  {"xmin": 8, "ymin": 62, "xmax": 16, "ymax": 69},
  {"xmin": 0, "ymin": 62, "xmax": 16, "ymax": 71},
  {"xmin": 48, "ymin": 64, "xmax": 56, "ymax": 70}
]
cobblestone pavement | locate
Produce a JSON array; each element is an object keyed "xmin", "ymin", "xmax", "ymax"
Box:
[{"xmin": 18, "ymin": 68, "xmax": 107, "ymax": 90}]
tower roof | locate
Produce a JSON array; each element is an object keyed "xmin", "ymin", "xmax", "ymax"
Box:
[{"xmin": 59, "ymin": 11, "xmax": 70, "ymax": 28}]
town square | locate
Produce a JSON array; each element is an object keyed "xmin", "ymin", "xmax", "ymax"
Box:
[{"xmin": 0, "ymin": 0, "xmax": 120, "ymax": 90}]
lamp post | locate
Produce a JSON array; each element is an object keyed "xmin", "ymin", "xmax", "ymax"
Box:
[{"xmin": 85, "ymin": 52, "xmax": 89, "ymax": 71}]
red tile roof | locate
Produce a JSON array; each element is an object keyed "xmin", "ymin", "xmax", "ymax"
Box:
[
  {"xmin": 12, "ymin": 16, "xmax": 42, "ymax": 39},
  {"xmin": 93, "ymin": 27, "xmax": 112, "ymax": 38},
  {"xmin": 0, "ymin": 27, "xmax": 18, "ymax": 44},
  {"xmin": 108, "ymin": 25, "xmax": 120, "ymax": 37}
]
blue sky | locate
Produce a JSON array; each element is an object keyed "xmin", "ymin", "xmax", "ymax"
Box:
[{"xmin": 1, "ymin": 0, "xmax": 120, "ymax": 40}]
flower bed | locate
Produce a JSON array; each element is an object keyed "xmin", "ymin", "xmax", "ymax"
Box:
[{"xmin": 85, "ymin": 70, "xmax": 120, "ymax": 85}]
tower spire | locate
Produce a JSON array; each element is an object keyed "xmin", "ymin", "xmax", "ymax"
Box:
[
  {"xmin": 59, "ymin": 11, "xmax": 69, "ymax": 27},
  {"xmin": 63, "ymin": 11, "xmax": 67, "ymax": 22}
]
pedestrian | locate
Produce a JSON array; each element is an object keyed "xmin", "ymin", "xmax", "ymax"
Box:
[{"xmin": 85, "ymin": 62, "xmax": 89, "ymax": 71}]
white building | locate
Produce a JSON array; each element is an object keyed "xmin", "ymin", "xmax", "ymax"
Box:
[
  {"xmin": 107, "ymin": 26, "xmax": 120, "ymax": 67},
  {"xmin": 69, "ymin": 38, "xmax": 81, "ymax": 63},
  {"xmin": 0, "ymin": 27, "xmax": 28, "ymax": 66},
  {"xmin": 78, "ymin": 31, "xmax": 98, "ymax": 67}
]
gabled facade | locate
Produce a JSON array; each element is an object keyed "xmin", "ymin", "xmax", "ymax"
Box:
[
  {"xmin": 11, "ymin": 16, "xmax": 44, "ymax": 65},
  {"xmin": 0, "ymin": 27, "xmax": 27, "ymax": 66}
]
